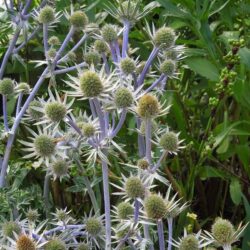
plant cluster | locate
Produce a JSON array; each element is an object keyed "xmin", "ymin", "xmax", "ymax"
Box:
[{"xmin": 0, "ymin": 0, "xmax": 249, "ymax": 250}]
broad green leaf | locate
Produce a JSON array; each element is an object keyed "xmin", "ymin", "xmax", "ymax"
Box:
[
  {"xmin": 239, "ymin": 48, "xmax": 250, "ymax": 69},
  {"xmin": 229, "ymin": 179, "xmax": 242, "ymax": 205},
  {"xmin": 184, "ymin": 57, "xmax": 219, "ymax": 81}
]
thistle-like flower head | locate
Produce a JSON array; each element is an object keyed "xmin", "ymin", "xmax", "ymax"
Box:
[
  {"xmin": 44, "ymin": 238, "xmax": 66, "ymax": 250},
  {"xmin": 137, "ymin": 94, "xmax": 160, "ymax": 119},
  {"xmin": 114, "ymin": 87, "xmax": 134, "ymax": 109},
  {"xmin": 49, "ymin": 158, "xmax": 71, "ymax": 181},
  {"xmin": 0, "ymin": 78, "xmax": 14, "ymax": 96},
  {"xmin": 70, "ymin": 11, "xmax": 89, "ymax": 30},
  {"xmin": 205, "ymin": 217, "xmax": 248, "ymax": 248},
  {"xmin": 172, "ymin": 230, "xmax": 212, "ymax": 250},
  {"xmin": 38, "ymin": 5, "xmax": 55, "ymax": 24},
  {"xmin": 1, "ymin": 221, "xmax": 21, "ymax": 239},
  {"xmin": 26, "ymin": 209, "xmax": 40, "ymax": 223},
  {"xmin": 137, "ymin": 158, "xmax": 150, "ymax": 170},
  {"xmin": 159, "ymin": 59, "xmax": 176, "ymax": 78},
  {"xmin": 120, "ymin": 57, "xmax": 136, "ymax": 75},
  {"xmin": 94, "ymin": 40, "xmax": 109, "ymax": 54},
  {"xmin": 48, "ymin": 36, "xmax": 60, "ymax": 46},
  {"xmin": 84, "ymin": 51, "xmax": 101, "ymax": 66},
  {"xmin": 101, "ymin": 24, "xmax": 118, "ymax": 43},
  {"xmin": 116, "ymin": 201, "xmax": 134, "ymax": 220},
  {"xmin": 15, "ymin": 82, "xmax": 30, "ymax": 95},
  {"xmin": 153, "ymin": 26, "xmax": 176, "ymax": 49},
  {"xmin": 19, "ymin": 126, "xmax": 68, "ymax": 167},
  {"xmin": 144, "ymin": 193, "xmax": 166, "ymax": 220}
]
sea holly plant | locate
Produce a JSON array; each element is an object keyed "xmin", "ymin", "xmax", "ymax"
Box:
[{"xmin": 0, "ymin": 0, "xmax": 248, "ymax": 250}]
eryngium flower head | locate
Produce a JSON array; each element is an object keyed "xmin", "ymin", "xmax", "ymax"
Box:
[
  {"xmin": 0, "ymin": 78, "xmax": 14, "ymax": 95},
  {"xmin": 67, "ymin": 51, "xmax": 76, "ymax": 61},
  {"xmin": 47, "ymin": 48, "xmax": 57, "ymax": 59},
  {"xmin": 16, "ymin": 82, "xmax": 30, "ymax": 95},
  {"xmin": 27, "ymin": 100, "xmax": 43, "ymax": 120},
  {"xmin": 84, "ymin": 51, "xmax": 101, "ymax": 66},
  {"xmin": 137, "ymin": 94, "xmax": 160, "ymax": 119},
  {"xmin": 16, "ymin": 235, "xmax": 36, "ymax": 250},
  {"xmin": 117, "ymin": 202, "xmax": 133, "ymax": 219},
  {"xmin": 80, "ymin": 123, "xmax": 95, "ymax": 137},
  {"xmin": 153, "ymin": 27, "xmax": 176, "ymax": 48},
  {"xmin": 120, "ymin": 57, "xmax": 136, "ymax": 75},
  {"xmin": 114, "ymin": 87, "xmax": 133, "ymax": 108},
  {"xmin": 85, "ymin": 218, "xmax": 102, "ymax": 236},
  {"xmin": 45, "ymin": 102, "xmax": 67, "ymax": 122},
  {"xmin": 79, "ymin": 71, "xmax": 103, "ymax": 97},
  {"xmin": 45, "ymin": 238, "xmax": 66, "ymax": 250},
  {"xmin": 165, "ymin": 49, "xmax": 179, "ymax": 61},
  {"xmin": 94, "ymin": 40, "xmax": 109, "ymax": 54},
  {"xmin": 2, "ymin": 221, "xmax": 21, "ymax": 238},
  {"xmin": 160, "ymin": 59, "xmax": 176, "ymax": 77},
  {"xmin": 211, "ymin": 218, "xmax": 235, "ymax": 245},
  {"xmin": 38, "ymin": 5, "xmax": 55, "ymax": 24},
  {"xmin": 144, "ymin": 194, "xmax": 166, "ymax": 219},
  {"xmin": 137, "ymin": 158, "xmax": 149, "ymax": 170},
  {"xmin": 118, "ymin": 1, "xmax": 138, "ymax": 21},
  {"xmin": 48, "ymin": 36, "xmax": 60, "ymax": 46},
  {"xmin": 51, "ymin": 159, "xmax": 69, "ymax": 180},
  {"xmin": 34, "ymin": 134, "xmax": 55, "ymax": 157},
  {"xmin": 179, "ymin": 235, "xmax": 199, "ymax": 250},
  {"xmin": 77, "ymin": 243, "xmax": 88, "ymax": 250},
  {"xmin": 26, "ymin": 209, "xmax": 39, "ymax": 223},
  {"xmin": 125, "ymin": 176, "xmax": 145, "ymax": 199},
  {"xmin": 70, "ymin": 11, "xmax": 89, "ymax": 29},
  {"xmin": 159, "ymin": 131, "xmax": 179, "ymax": 153},
  {"xmin": 101, "ymin": 24, "xmax": 117, "ymax": 43}
]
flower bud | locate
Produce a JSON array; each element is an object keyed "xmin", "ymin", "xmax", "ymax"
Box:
[
  {"xmin": 45, "ymin": 102, "xmax": 67, "ymax": 122},
  {"xmin": 154, "ymin": 27, "xmax": 176, "ymax": 48},
  {"xmin": 52, "ymin": 160, "xmax": 69, "ymax": 179},
  {"xmin": 27, "ymin": 100, "xmax": 43, "ymax": 120},
  {"xmin": 0, "ymin": 78, "xmax": 14, "ymax": 95},
  {"xmin": 137, "ymin": 158, "xmax": 149, "ymax": 170},
  {"xmin": 165, "ymin": 49, "xmax": 178, "ymax": 61},
  {"xmin": 137, "ymin": 94, "xmax": 160, "ymax": 119},
  {"xmin": 47, "ymin": 48, "xmax": 57, "ymax": 59},
  {"xmin": 70, "ymin": 11, "xmax": 89, "ymax": 29},
  {"xmin": 2, "ymin": 221, "xmax": 21, "ymax": 238},
  {"xmin": 117, "ymin": 202, "xmax": 133, "ymax": 219},
  {"xmin": 159, "ymin": 131, "xmax": 178, "ymax": 152},
  {"xmin": 45, "ymin": 239, "xmax": 66, "ymax": 250},
  {"xmin": 125, "ymin": 176, "xmax": 145, "ymax": 199},
  {"xmin": 114, "ymin": 87, "xmax": 133, "ymax": 108},
  {"xmin": 48, "ymin": 36, "xmax": 60, "ymax": 46},
  {"xmin": 144, "ymin": 194, "xmax": 166, "ymax": 219},
  {"xmin": 34, "ymin": 135, "xmax": 55, "ymax": 157},
  {"xmin": 67, "ymin": 51, "xmax": 77, "ymax": 62},
  {"xmin": 38, "ymin": 5, "xmax": 55, "ymax": 24},
  {"xmin": 16, "ymin": 82, "xmax": 30, "ymax": 94},
  {"xmin": 86, "ymin": 218, "xmax": 102, "ymax": 236},
  {"xmin": 211, "ymin": 218, "xmax": 235, "ymax": 245},
  {"xmin": 101, "ymin": 24, "xmax": 117, "ymax": 43},
  {"xmin": 84, "ymin": 51, "xmax": 101, "ymax": 66},
  {"xmin": 160, "ymin": 59, "xmax": 176, "ymax": 77},
  {"xmin": 79, "ymin": 71, "xmax": 103, "ymax": 97},
  {"xmin": 77, "ymin": 243, "xmax": 89, "ymax": 250},
  {"xmin": 81, "ymin": 123, "xmax": 95, "ymax": 137},
  {"xmin": 94, "ymin": 40, "xmax": 109, "ymax": 54},
  {"xmin": 26, "ymin": 209, "xmax": 39, "ymax": 223},
  {"xmin": 16, "ymin": 235, "xmax": 36, "ymax": 250},
  {"xmin": 120, "ymin": 57, "xmax": 136, "ymax": 75},
  {"xmin": 179, "ymin": 235, "xmax": 199, "ymax": 250}
]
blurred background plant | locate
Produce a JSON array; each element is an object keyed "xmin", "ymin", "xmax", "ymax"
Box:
[{"xmin": 0, "ymin": 0, "xmax": 249, "ymax": 249}]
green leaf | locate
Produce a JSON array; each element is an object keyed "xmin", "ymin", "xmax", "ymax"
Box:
[
  {"xmin": 239, "ymin": 48, "xmax": 250, "ymax": 69},
  {"xmin": 229, "ymin": 179, "xmax": 242, "ymax": 205},
  {"xmin": 184, "ymin": 57, "xmax": 219, "ymax": 81}
]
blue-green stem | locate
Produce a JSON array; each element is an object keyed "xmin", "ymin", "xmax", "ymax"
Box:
[
  {"xmin": 2, "ymin": 95, "xmax": 9, "ymax": 131},
  {"xmin": 157, "ymin": 219, "xmax": 165, "ymax": 250},
  {"xmin": 167, "ymin": 217, "xmax": 173, "ymax": 250}
]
